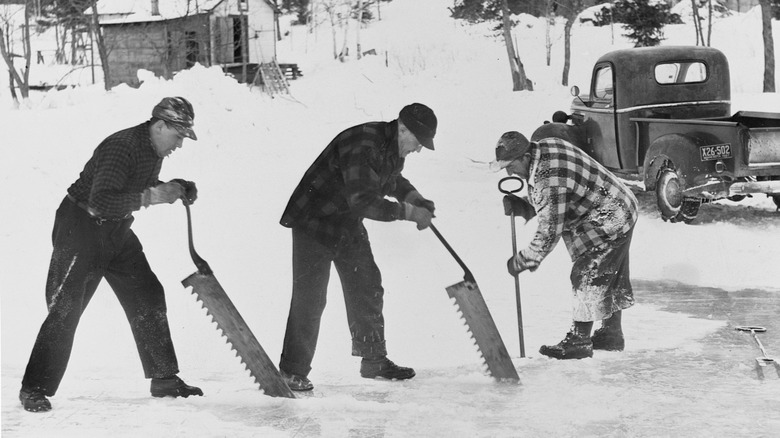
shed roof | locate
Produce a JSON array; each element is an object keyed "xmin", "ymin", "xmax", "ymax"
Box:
[{"xmin": 90, "ymin": 0, "xmax": 278, "ymax": 25}]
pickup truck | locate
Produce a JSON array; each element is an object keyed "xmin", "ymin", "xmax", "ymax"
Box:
[{"xmin": 539, "ymin": 46, "xmax": 780, "ymax": 223}]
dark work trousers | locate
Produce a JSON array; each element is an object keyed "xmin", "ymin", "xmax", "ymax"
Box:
[
  {"xmin": 279, "ymin": 225, "xmax": 387, "ymax": 377},
  {"xmin": 21, "ymin": 196, "xmax": 179, "ymax": 396}
]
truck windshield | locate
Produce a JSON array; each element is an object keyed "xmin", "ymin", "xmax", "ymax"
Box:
[{"xmin": 655, "ymin": 61, "xmax": 708, "ymax": 84}]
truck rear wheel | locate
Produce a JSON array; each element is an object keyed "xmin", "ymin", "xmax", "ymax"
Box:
[{"xmin": 656, "ymin": 168, "xmax": 699, "ymax": 223}]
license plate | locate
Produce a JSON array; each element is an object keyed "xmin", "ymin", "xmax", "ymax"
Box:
[{"xmin": 700, "ymin": 144, "xmax": 732, "ymax": 161}]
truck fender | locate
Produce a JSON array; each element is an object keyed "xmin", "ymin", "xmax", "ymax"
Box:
[
  {"xmin": 530, "ymin": 122, "xmax": 587, "ymax": 150},
  {"xmin": 642, "ymin": 134, "xmax": 702, "ymax": 190}
]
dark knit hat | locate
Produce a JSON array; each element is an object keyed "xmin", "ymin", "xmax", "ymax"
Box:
[
  {"xmin": 399, "ymin": 103, "xmax": 437, "ymax": 150},
  {"xmin": 489, "ymin": 131, "xmax": 530, "ymax": 171},
  {"xmin": 152, "ymin": 96, "xmax": 197, "ymax": 140}
]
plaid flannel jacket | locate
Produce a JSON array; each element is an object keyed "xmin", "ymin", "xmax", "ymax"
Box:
[
  {"xmin": 67, "ymin": 122, "xmax": 163, "ymax": 219},
  {"xmin": 280, "ymin": 120, "xmax": 416, "ymax": 247},
  {"xmin": 521, "ymin": 137, "xmax": 638, "ymax": 263}
]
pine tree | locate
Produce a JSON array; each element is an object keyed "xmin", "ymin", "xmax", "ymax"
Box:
[{"xmin": 609, "ymin": 0, "xmax": 678, "ymax": 47}]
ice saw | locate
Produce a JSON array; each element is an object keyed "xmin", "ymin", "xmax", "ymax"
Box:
[
  {"xmin": 180, "ymin": 202, "xmax": 294, "ymax": 398},
  {"xmin": 430, "ymin": 224, "xmax": 520, "ymax": 382}
]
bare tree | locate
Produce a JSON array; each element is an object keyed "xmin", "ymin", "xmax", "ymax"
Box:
[
  {"xmin": 556, "ymin": 0, "xmax": 589, "ymax": 87},
  {"xmin": 0, "ymin": 1, "xmax": 32, "ymax": 103},
  {"xmin": 319, "ymin": 0, "xmax": 352, "ymax": 60},
  {"xmin": 690, "ymin": 0, "xmax": 705, "ymax": 45},
  {"xmin": 706, "ymin": 0, "xmax": 712, "ymax": 46},
  {"xmin": 500, "ymin": 0, "xmax": 530, "ymax": 90},
  {"xmin": 759, "ymin": 0, "xmax": 775, "ymax": 92},
  {"xmin": 356, "ymin": 0, "xmax": 362, "ymax": 59},
  {"xmin": 88, "ymin": 0, "xmax": 110, "ymax": 89}
]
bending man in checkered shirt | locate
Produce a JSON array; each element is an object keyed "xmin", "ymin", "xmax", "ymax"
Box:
[
  {"xmin": 278, "ymin": 103, "xmax": 437, "ymax": 391},
  {"xmin": 19, "ymin": 97, "xmax": 203, "ymax": 413},
  {"xmin": 490, "ymin": 124, "xmax": 639, "ymax": 360}
]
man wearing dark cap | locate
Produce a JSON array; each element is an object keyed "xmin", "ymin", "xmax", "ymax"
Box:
[
  {"xmin": 278, "ymin": 103, "xmax": 438, "ymax": 391},
  {"xmin": 490, "ymin": 128, "xmax": 638, "ymax": 360},
  {"xmin": 19, "ymin": 97, "xmax": 203, "ymax": 412}
]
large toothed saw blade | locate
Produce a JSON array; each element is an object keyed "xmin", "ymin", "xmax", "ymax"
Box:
[
  {"xmin": 430, "ymin": 224, "xmax": 519, "ymax": 382},
  {"xmin": 181, "ymin": 203, "xmax": 294, "ymax": 398}
]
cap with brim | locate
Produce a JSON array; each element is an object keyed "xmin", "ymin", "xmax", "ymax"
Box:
[
  {"xmin": 489, "ymin": 159, "xmax": 517, "ymax": 172},
  {"xmin": 417, "ymin": 134, "xmax": 434, "ymax": 150},
  {"xmin": 399, "ymin": 103, "xmax": 437, "ymax": 150},
  {"xmin": 168, "ymin": 122, "xmax": 198, "ymax": 141},
  {"xmin": 488, "ymin": 131, "xmax": 529, "ymax": 172},
  {"xmin": 152, "ymin": 96, "xmax": 198, "ymax": 141}
]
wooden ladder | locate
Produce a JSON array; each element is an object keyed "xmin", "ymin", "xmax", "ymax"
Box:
[{"xmin": 257, "ymin": 61, "xmax": 290, "ymax": 95}]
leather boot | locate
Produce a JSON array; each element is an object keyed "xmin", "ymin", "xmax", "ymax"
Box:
[
  {"xmin": 150, "ymin": 376, "xmax": 203, "ymax": 398},
  {"xmin": 539, "ymin": 331, "xmax": 593, "ymax": 360},
  {"xmin": 360, "ymin": 357, "xmax": 415, "ymax": 380}
]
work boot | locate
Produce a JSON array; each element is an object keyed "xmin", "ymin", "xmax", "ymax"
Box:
[
  {"xmin": 150, "ymin": 375, "xmax": 203, "ymax": 398},
  {"xmin": 19, "ymin": 388, "xmax": 51, "ymax": 412},
  {"xmin": 280, "ymin": 370, "xmax": 314, "ymax": 391},
  {"xmin": 539, "ymin": 331, "xmax": 593, "ymax": 360},
  {"xmin": 360, "ymin": 357, "xmax": 416, "ymax": 380},
  {"xmin": 591, "ymin": 327, "xmax": 625, "ymax": 351}
]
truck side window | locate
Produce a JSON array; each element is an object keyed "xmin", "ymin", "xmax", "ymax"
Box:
[
  {"xmin": 593, "ymin": 66, "xmax": 613, "ymax": 100},
  {"xmin": 655, "ymin": 61, "xmax": 708, "ymax": 84}
]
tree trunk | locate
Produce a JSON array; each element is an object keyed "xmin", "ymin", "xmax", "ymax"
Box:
[
  {"xmin": 19, "ymin": 0, "xmax": 31, "ymax": 98},
  {"xmin": 501, "ymin": 0, "xmax": 529, "ymax": 91},
  {"xmin": 759, "ymin": 0, "xmax": 776, "ymax": 92},
  {"xmin": 357, "ymin": 0, "xmax": 362, "ymax": 59},
  {"xmin": 339, "ymin": 18, "xmax": 349, "ymax": 61},
  {"xmin": 545, "ymin": 0, "xmax": 554, "ymax": 67},
  {"xmin": 328, "ymin": 8, "xmax": 338, "ymax": 59},
  {"xmin": 707, "ymin": 0, "xmax": 712, "ymax": 46},
  {"xmin": 8, "ymin": 68, "xmax": 18, "ymax": 103},
  {"xmin": 89, "ymin": 0, "xmax": 111, "ymax": 90},
  {"xmin": 691, "ymin": 0, "xmax": 704, "ymax": 45},
  {"xmin": 561, "ymin": 17, "xmax": 573, "ymax": 86},
  {"xmin": 70, "ymin": 25, "xmax": 78, "ymax": 65}
]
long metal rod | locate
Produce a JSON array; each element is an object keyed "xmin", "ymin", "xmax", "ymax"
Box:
[
  {"xmin": 509, "ymin": 212, "xmax": 526, "ymax": 358},
  {"xmin": 429, "ymin": 223, "xmax": 475, "ymax": 284},
  {"xmin": 499, "ymin": 176, "xmax": 527, "ymax": 359}
]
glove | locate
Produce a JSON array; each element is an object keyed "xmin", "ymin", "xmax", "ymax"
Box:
[
  {"xmin": 170, "ymin": 178, "xmax": 198, "ymax": 204},
  {"xmin": 146, "ymin": 182, "xmax": 185, "ymax": 205},
  {"xmin": 503, "ymin": 194, "xmax": 536, "ymax": 222},
  {"xmin": 507, "ymin": 252, "xmax": 539, "ymax": 276},
  {"xmin": 403, "ymin": 202, "xmax": 434, "ymax": 230},
  {"xmin": 404, "ymin": 190, "xmax": 435, "ymax": 214}
]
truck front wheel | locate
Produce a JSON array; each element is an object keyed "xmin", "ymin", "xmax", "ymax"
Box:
[{"xmin": 656, "ymin": 169, "xmax": 699, "ymax": 223}]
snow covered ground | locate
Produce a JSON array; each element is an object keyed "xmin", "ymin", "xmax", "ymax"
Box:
[{"xmin": 2, "ymin": 0, "xmax": 780, "ymax": 436}]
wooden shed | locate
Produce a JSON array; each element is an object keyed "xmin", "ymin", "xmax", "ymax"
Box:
[{"xmin": 91, "ymin": 0, "xmax": 279, "ymax": 88}]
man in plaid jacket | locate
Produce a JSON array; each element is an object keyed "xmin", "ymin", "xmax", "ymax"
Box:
[
  {"xmin": 278, "ymin": 103, "xmax": 438, "ymax": 390},
  {"xmin": 19, "ymin": 97, "xmax": 203, "ymax": 412},
  {"xmin": 490, "ymin": 126, "xmax": 638, "ymax": 360}
]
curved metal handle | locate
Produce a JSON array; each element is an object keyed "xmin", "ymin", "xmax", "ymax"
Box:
[
  {"xmin": 498, "ymin": 176, "xmax": 525, "ymax": 194},
  {"xmin": 735, "ymin": 326, "xmax": 767, "ymax": 333},
  {"xmin": 429, "ymin": 223, "xmax": 475, "ymax": 284},
  {"xmin": 184, "ymin": 201, "xmax": 213, "ymax": 276}
]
